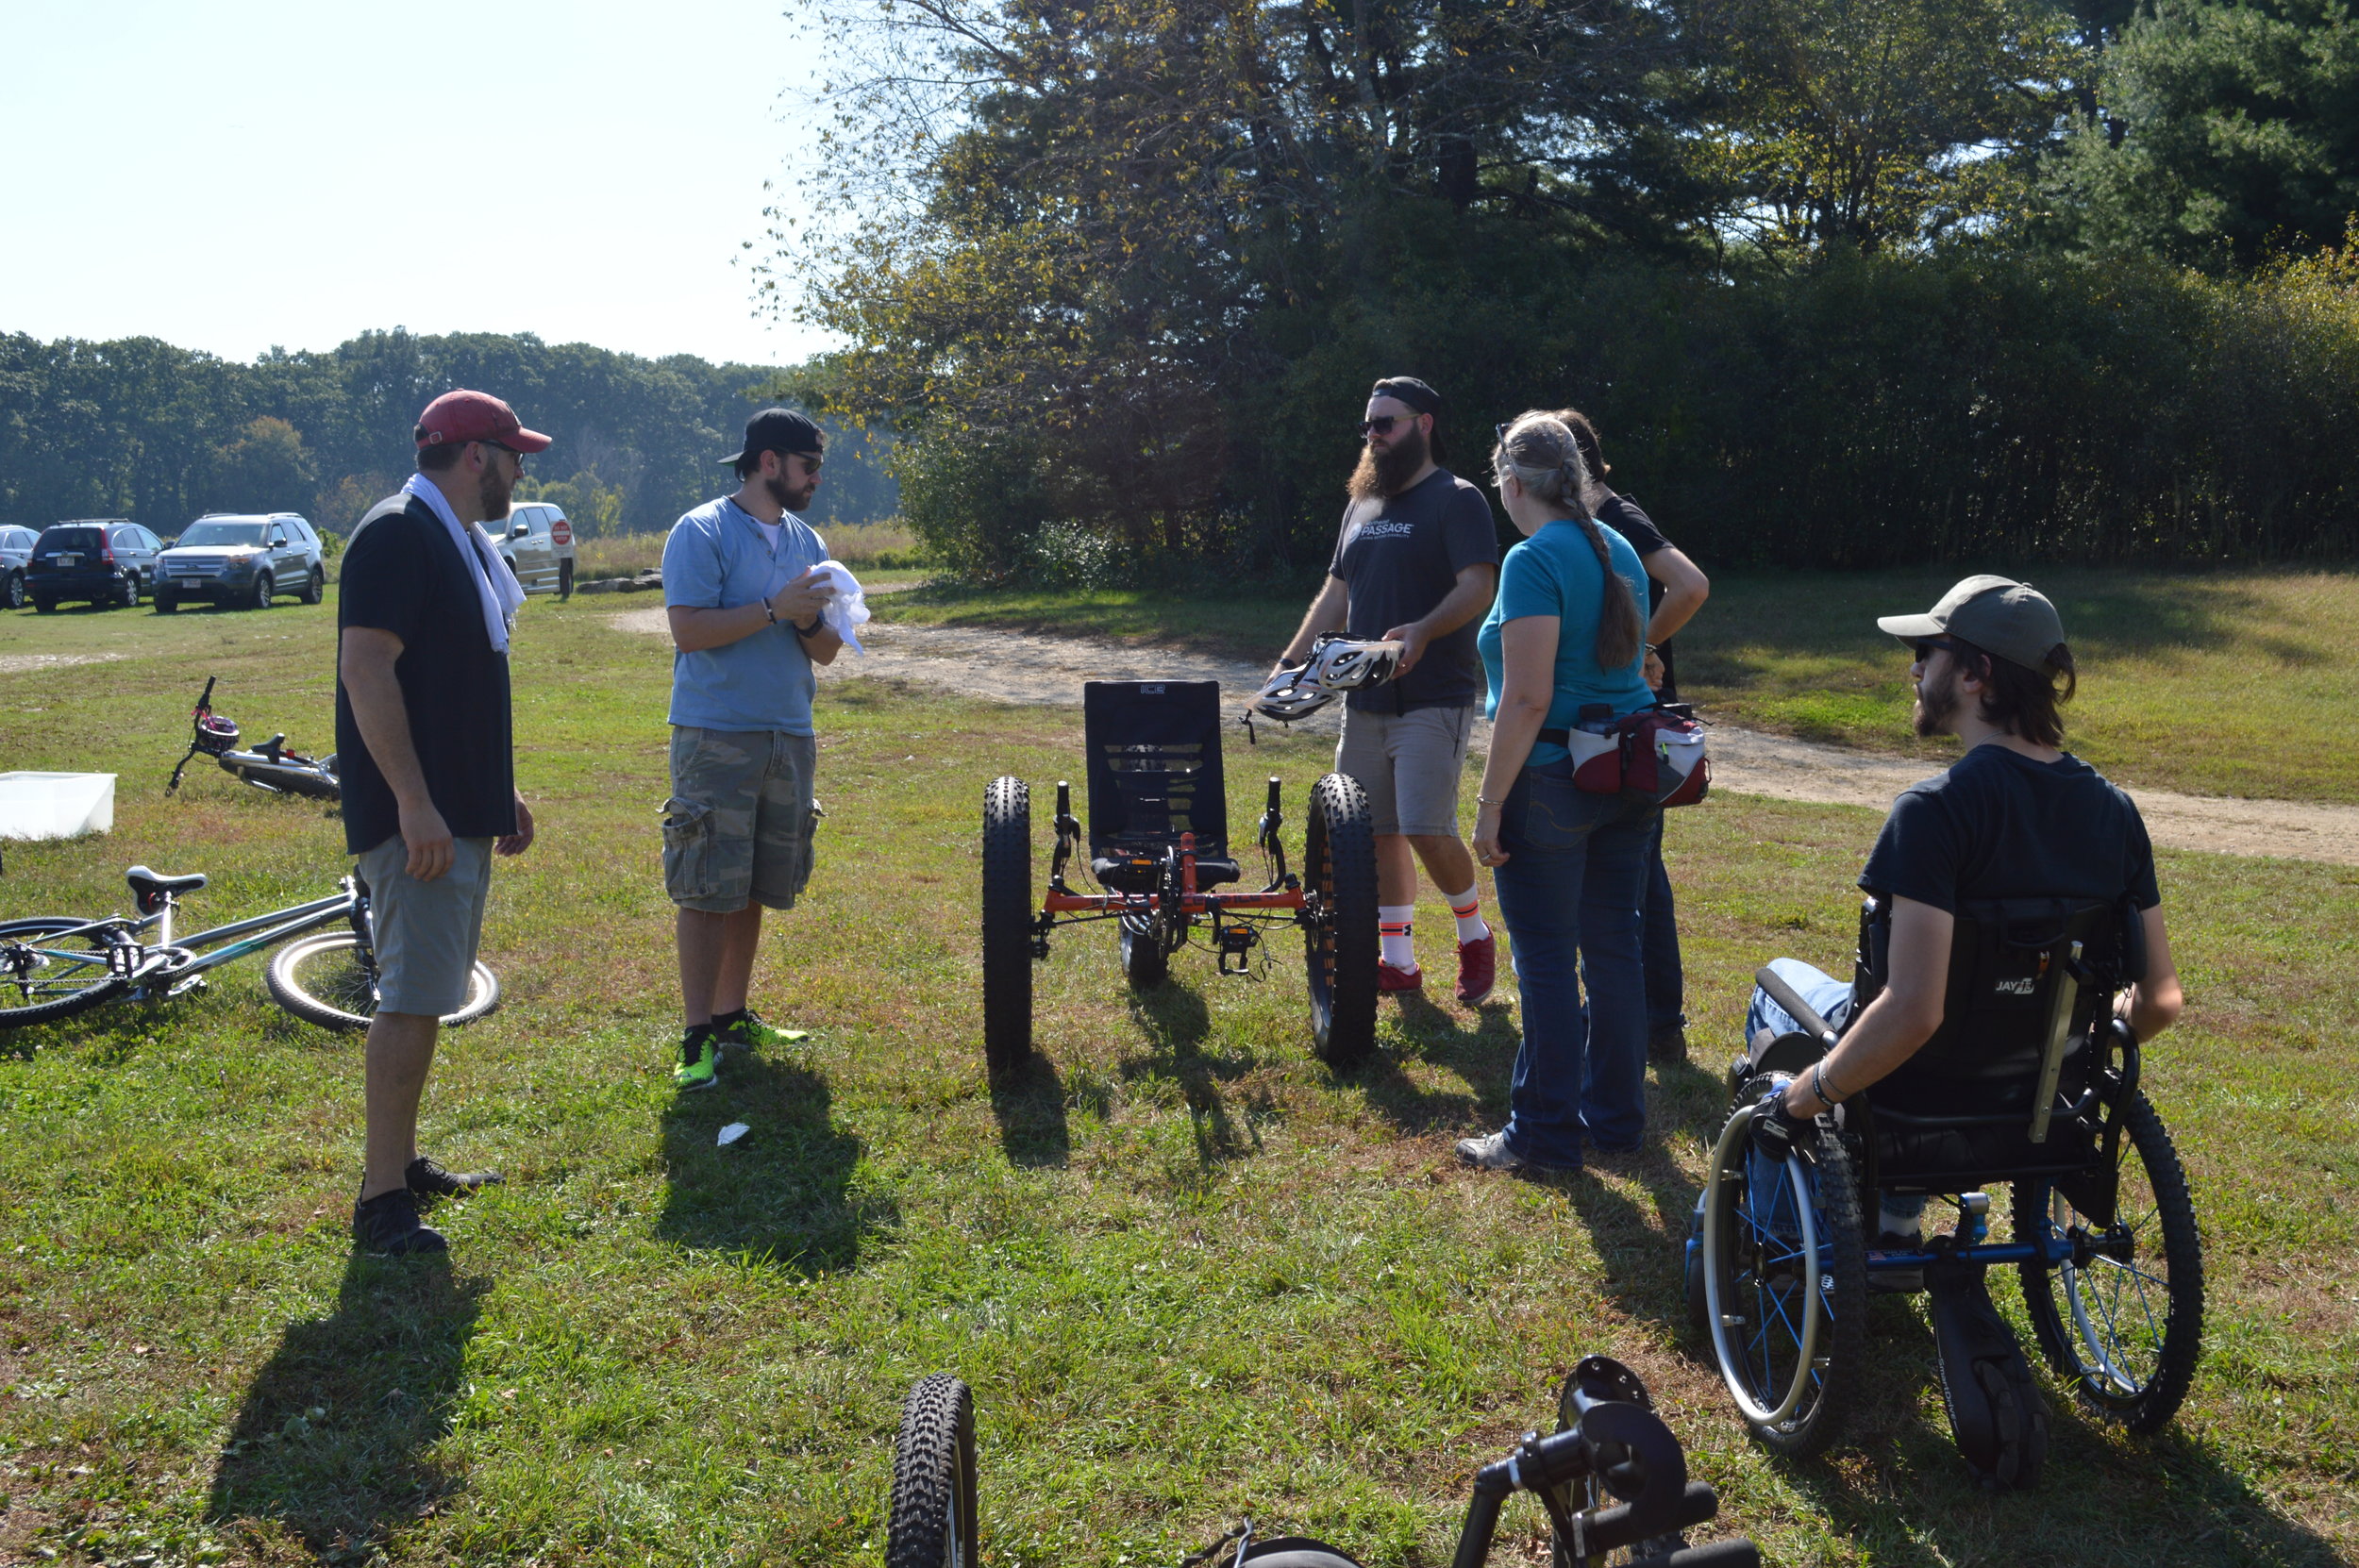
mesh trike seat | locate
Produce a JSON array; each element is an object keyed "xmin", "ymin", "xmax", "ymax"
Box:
[{"xmin": 1081, "ymin": 680, "xmax": 1240, "ymax": 893}]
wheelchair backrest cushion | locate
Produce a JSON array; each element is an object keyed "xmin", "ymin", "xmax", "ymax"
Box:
[{"xmin": 1082, "ymin": 680, "xmax": 1229, "ymax": 860}]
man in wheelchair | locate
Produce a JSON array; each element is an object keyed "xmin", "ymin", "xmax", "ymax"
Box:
[{"xmin": 1698, "ymin": 575, "xmax": 2200, "ymax": 1484}]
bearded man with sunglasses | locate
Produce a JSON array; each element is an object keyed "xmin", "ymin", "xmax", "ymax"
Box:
[
  {"xmin": 1743, "ymin": 576, "xmax": 2183, "ymax": 1272},
  {"xmin": 660, "ymin": 409, "xmax": 844, "ymax": 1093},
  {"xmin": 338, "ymin": 390, "xmax": 548, "ymax": 1255},
  {"xmin": 1274, "ymin": 376, "xmax": 1501, "ymax": 1005}
]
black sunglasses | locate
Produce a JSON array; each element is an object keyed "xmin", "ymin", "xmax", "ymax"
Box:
[
  {"xmin": 1913, "ymin": 638, "xmax": 1967, "ymax": 662},
  {"xmin": 1358, "ymin": 413, "xmax": 1417, "ymax": 437}
]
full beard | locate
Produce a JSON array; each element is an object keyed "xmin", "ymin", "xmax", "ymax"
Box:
[
  {"xmin": 1347, "ymin": 425, "xmax": 1430, "ymax": 501},
  {"xmin": 1912, "ymin": 664, "xmax": 1962, "ymax": 738},
  {"xmin": 478, "ymin": 465, "xmax": 515, "ymax": 521},
  {"xmin": 765, "ymin": 472, "xmax": 816, "ymax": 513}
]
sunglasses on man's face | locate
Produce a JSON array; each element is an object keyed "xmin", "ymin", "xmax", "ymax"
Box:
[
  {"xmin": 1358, "ymin": 413, "xmax": 1417, "ymax": 438},
  {"xmin": 1913, "ymin": 638, "xmax": 1966, "ymax": 663},
  {"xmin": 479, "ymin": 440, "xmax": 524, "ymax": 473}
]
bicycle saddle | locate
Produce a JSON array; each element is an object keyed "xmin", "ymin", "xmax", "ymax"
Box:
[
  {"xmin": 256, "ymin": 734, "xmax": 287, "ymax": 762},
  {"xmin": 125, "ymin": 866, "xmax": 208, "ymax": 910}
]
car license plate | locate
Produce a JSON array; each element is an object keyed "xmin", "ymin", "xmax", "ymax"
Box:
[
  {"xmin": 178, "ymin": 578, "xmax": 201, "ymax": 590},
  {"xmin": 57, "ymin": 554, "xmax": 78, "ymax": 566}
]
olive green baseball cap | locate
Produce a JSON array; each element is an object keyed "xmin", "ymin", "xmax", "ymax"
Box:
[{"xmin": 1876, "ymin": 575, "xmax": 2066, "ymax": 673}]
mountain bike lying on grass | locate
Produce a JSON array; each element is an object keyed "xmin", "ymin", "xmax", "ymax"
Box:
[
  {"xmin": 0, "ymin": 864, "xmax": 497, "ymax": 1031},
  {"xmin": 166, "ymin": 676, "xmax": 343, "ymax": 801},
  {"xmin": 886, "ymin": 1359, "xmax": 1760, "ymax": 1568}
]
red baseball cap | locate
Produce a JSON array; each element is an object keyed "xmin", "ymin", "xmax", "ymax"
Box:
[{"xmin": 413, "ymin": 390, "xmax": 552, "ymax": 454}]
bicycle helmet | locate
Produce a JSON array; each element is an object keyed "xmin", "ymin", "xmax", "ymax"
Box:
[
  {"xmin": 1305, "ymin": 633, "xmax": 1402, "ymax": 691},
  {"xmin": 1246, "ymin": 662, "xmax": 1339, "ymax": 726},
  {"xmin": 194, "ymin": 712, "xmax": 240, "ymax": 757}
]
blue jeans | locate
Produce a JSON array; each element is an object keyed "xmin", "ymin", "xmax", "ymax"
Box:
[
  {"xmin": 1641, "ymin": 812, "xmax": 1685, "ymax": 1035},
  {"xmin": 1745, "ymin": 959, "xmax": 1921, "ymax": 1230},
  {"xmin": 1491, "ymin": 760, "xmax": 1662, "ymax": 1167}
]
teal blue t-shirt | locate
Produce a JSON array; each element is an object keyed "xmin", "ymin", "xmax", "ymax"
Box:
[{"xmin": 1477, "ymin": 518, "xmax": 1655, "ymax": 764}]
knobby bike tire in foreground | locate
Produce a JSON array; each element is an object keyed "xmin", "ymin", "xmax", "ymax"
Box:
[
  {"xmin": 0, "ymin": 917, "xmax": 130, "ymax": 1027},
  {"xmin": 887, "ymin": 1374, "xmax": 979, "ymax": 1568},
  {"xmin": 1302, "ymin": 772, "xmax": 1379, "ymax": 1067},
  {"xmin": 265, "ymin": 932, "xmax": 500, "ymax": 1031},
  {"xmin": 980, "ymin": 776, "xmax": 1034, "ymax": 1076},
  {"xmin": 2015, "ymin": 1089, "xmax": 2204, "ymax": 1433},
  {"xmin": 1700, "ymin": 1103, "xmax": 1866, "ymax": 1459}
]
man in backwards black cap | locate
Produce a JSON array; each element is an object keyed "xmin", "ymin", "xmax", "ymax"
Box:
[{"xmin": 1273, "ymin": 376, "xmax": 1502, "ymax": 1007}]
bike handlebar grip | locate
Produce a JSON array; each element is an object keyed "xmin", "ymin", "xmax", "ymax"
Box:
[
  {"xmin": 1754, "ymin": 964, "xmax": 1839, "ymax": 1047},
  {"xmin": 1625, "ymin": 1541, "xmax": 1759, "ymax": 1568},
  {"xmin": 1267, "ymin": 776, "xmax": 1281, "ymax": 810},
  {"xmin": 198, "ymin": 676, "xmax": 216, "ymax": 706},
  {"xmin": 1057, "ymin": 779, "xmax": 1072, "ymax": 817}
]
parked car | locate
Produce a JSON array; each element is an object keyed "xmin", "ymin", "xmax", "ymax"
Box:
[
  {"xmin": 495, "ymin": 501, "xmax": 577, "ymax": 598},
  {"xmin": 0, "ymin": 525, "xmax": 38, "ymax": 609},
  {"xmin": 154, "ymin": 513, "xmax": 326, "ymax": 612},
  {"xmin": 28, "ymin": 521, "xmax": 162, "ymax": 611}
]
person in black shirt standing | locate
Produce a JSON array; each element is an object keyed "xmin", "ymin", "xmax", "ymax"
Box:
[
  {"xmin": 1554, "ymin": 409, "xmax": 1709, "ymax": 1063},
  {"xmin": 337, "ymin": 390, "xmax": 547, "ymax": 1256},
  {"xmin": 1746, "ymin": 575, "xmax": 2184, "ymax": 1257},
  {"xmin": 1273, "ymin": 377, "xmax": 1502, "ymax": 1006}
]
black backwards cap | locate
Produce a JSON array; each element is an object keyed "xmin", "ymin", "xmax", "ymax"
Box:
[
  {"xmin": 1369, "ymin": 376, "xmax": 1442, "ymax": 415},
  {"xmin": 720, "ymin": 408, "xmax": 827, "ymax": 466}
]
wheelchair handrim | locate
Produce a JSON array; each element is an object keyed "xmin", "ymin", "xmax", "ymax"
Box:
[
  {"xmin": 1701, "ymin": 1105, "xmax": 1824, "ymax": 1429},
  {"xmin": 2049, "ymin": 1190, "xmax": 2169, "ymax": 1397}
]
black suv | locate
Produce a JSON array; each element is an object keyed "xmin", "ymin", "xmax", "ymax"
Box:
[
  {"xmin": 28, "ymin": 521, "xmax": 162, "ymax": 610},
  {"xmin": 155, "ymin": 513, "xmax": 326, "ymax": 611}
]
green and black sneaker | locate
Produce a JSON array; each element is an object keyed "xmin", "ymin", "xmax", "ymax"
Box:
[
  {"xmin": 713, "ymin": 1007, "xmax": 809, "ymax": 1053},
  {"xmin": 674, "ymin": 1026, "xmax": 720, "ymax": 1092}
]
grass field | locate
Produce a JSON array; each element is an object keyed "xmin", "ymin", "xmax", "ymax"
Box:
[
  {"xmin": 884, "ymin": 565, "xmax": 2359, "ymax": 806},
  {"xmin": 575, "ymin": 520, "xmax": 927, "ymax": 584},
  {"xmin": 0, "ymin": 590, "xmax": 2353, "ymax": 1566}
]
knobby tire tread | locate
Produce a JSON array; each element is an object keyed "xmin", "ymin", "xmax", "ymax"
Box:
[
  {"xmin": 980, "ymin": 777, "xmax": 1033, "ymax": 1076},
  {"xmin": 1305, "ymin": 772, "xmax": 1378, "ymax": 1066},
  {"xmin": 887, "ymin": 1373, "xmax": 978, "ymax": 1568}
]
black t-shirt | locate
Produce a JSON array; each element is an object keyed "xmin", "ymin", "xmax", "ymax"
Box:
[
  {"xmin": 334, "ymin": 494, "xmax": 518, "ymax": 854},
  {"xmin": 1329, "ymin": 468, "xmax": 1501, "ymax": 711},
  {"xmin": 1860, "ymin": 745, "xmax": 2162, "ymax": 915},
  {"xmin": 1598, "ymin": 492, "xmax": 1676, "ymax": 697}
]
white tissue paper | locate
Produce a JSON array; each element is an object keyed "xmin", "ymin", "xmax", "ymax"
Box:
[
  {"xmin": 717, "ymin": 1122, "xmax": 749, "ymax": 1146},
  {"xmin": 809, "ymin": 559, "xmax": 871, "ymax": 654}
]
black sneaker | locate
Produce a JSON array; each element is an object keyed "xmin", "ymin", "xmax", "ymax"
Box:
[
  {"xmin": 353, "ymin": 1188, "xmax": 447, "ymax": 1256},
  {"xmin": 1648, "ymin": 1024, "xmax": 1689, "ymax": 1065},
  {"xmin": 407, "ymin": 1155, "xmax": 502, "ymax": 1202}
]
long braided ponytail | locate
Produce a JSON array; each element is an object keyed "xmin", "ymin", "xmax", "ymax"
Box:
[{"xmin": 1490, "ymin": 413, "xmax": 1644, "ymax": 668}]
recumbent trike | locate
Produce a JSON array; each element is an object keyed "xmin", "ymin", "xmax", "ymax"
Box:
[
  {"xmin": 980, "ymin": 678, "xmax": 1380, "ymax": 1076},
  {"xmin": 1685, "ymin": 892, "xmax": 2203, "ymax": 1488}
]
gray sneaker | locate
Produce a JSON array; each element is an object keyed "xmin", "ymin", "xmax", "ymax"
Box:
[{"xmin": 1455, "ymin": 1131, "xmax": 1526, "ymax": 1170}]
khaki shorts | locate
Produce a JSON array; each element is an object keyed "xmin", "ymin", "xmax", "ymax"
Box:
[
  {"xmin": 663, "ymin": 726, "xmax": 819, "ymax": 913},
  {"xmin": 357, "ymin": 834, "xmax": 494, "ymax": 1017},
  {"xmin": 1334, "ymin": 703, "xmax": 1475, "ymax": 837}
]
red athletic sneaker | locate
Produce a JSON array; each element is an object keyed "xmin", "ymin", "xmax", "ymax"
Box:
[
  {"xmin": 1378, "ymin": 959, "xmax": 1424, "ymax": 993},
  {"xmin": 1455, "ymin": 934, "xmax": 1497, "ymax": 1006}
]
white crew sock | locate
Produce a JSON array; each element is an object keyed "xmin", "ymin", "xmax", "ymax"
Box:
[
  {"xmin": 1380, "ymin": 905, "xmax": 1416, "ymax": 970},
  {"xmin": 1443, "ymin": 884, "xmax": 1491, "ymax": 943}
]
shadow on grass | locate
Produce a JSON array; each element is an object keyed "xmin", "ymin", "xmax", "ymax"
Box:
[
  {"xmin": 207, "ymin": 1251, "xmax": 487, "ymax": 1560},
  {"xmin": 656, "ymin": 1051, "xmax": 895, "ymax": 1272},
  {"xmin": 1358, "ymin": 991, "xmax": 1520, "ymax": 1133},
  {"xmin": 989, "ymin": 1049, "xmax": 1072, "ymax": 1169},
  {"xmin": 1120, "ymin": 976, "xmax": 1266, "ymax": 1169}
]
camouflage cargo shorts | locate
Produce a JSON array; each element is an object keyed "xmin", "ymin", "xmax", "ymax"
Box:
[{"xmin": 662, "ymin": 726, "xmax": 820, "ymax": 913}]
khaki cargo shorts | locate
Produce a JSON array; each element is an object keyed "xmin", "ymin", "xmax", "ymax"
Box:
[
  {"xmin": 662, "ymin": 726, "xmax": 820, "ymax": 913},
  {"xmin": 1334, "ymin": 702, "xmax": 1475, "ymax": 837}
]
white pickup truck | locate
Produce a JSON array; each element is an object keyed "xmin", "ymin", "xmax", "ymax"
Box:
[{"xmin": 494, "ymin": 502, "xmax": 578, "ymax": 599}]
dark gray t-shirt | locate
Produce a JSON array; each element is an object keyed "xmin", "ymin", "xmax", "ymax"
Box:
[
  {"xmin": 1860, "ymin": 746, "xmax": 2162, "ymax": 914},
  {"xmin": 1329, "ymin": 469, "xmax": 1501, "ymax": 712}
]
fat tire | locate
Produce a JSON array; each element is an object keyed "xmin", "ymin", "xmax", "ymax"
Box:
[
  {"xmin": 1118, "ymin": 917, "xmax": 1168, "ymax": 989},
  {"xmin": 887, "ymin": 1374, "xmax": 979, "ymax": 1568},
  {"xmin": 980, "ymin": 776, "xmax": 1034, "ymax": 1076},
  {"xmin": 0, "ymin": 917, "xmax": 130, "ymax": 1027},
  {"xmin": 1303, "ymin": 772, "xmax": 1379, "ymax": 1066},
  {"xmin": 1702, "ymin": 1109, "xmax": 1866, "ymax": 1459},
  {"xmin": 265, "ymin": 931, "xmax": 499, "ymax": 1032},
  {"xmin": 2015, "ymin": 1089, "xmax": 2203, "ymax": 1433}
]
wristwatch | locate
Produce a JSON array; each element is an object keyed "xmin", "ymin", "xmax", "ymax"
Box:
[{"xmin": 793, "ymin": 613, "xmax": 823, "ymax": 638}]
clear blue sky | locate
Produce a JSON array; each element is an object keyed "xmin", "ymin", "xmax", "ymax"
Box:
[{"xmin": 0, "ymin": 0, "xmax": 835, "ymax": 369}]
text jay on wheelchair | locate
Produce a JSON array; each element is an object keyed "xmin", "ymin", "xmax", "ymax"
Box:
[{"xmin": 1684, "ymin": 576, "xmax": 2200, "ymax": 1489}]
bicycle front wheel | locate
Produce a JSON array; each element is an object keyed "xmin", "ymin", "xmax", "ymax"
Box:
[
  {"xmin": 266, "ymin": 932, "xmax": 499, "ymax": 1032},
  {"xmin": 0, "ymin": 916, "xmax": 129, "ymax": 1027}
]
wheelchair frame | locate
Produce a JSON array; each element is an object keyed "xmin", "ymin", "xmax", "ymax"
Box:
[{"xmin": 1689, "ymin": 909, "xmax": 2204, "ymax": 1488}]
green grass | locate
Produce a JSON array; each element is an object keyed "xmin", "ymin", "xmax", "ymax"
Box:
[
  {"xmin": 0, "ymin": 592, "xmax": 2353, "ymax": 1565},
  {"xmin": 884, "ymin": 565, "xmax": 2359, "ymax": 805}
]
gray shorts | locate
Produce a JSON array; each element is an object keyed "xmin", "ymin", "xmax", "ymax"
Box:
[
  {"xmin": 663, "ymin": 726, "xmax": 819, "ymax": 913},
  {"xmin": 1335, "ymin": 703, "xmax": 1475, "ymax": 837},
  {"xmin": 357, "ymin": 834, "xmax": 494, "ymax": 1017}
]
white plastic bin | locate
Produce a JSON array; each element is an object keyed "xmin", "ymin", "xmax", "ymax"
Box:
[{"xmin": 0, "ymin": 772, "xmax": 117, "ymax": 840}]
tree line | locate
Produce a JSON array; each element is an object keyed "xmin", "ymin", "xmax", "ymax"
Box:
[
  {"xmin": 0, "ymin": 329, "xmax": 896, "ymax": 538},
  {"xmin": 778, "ymin": 0, "xmax": 2359, "ymax": 575}
]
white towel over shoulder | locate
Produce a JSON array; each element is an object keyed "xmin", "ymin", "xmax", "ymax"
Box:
[{"xmin": 809, "ymin": 559, "xmax": 872, "ymax": 653}]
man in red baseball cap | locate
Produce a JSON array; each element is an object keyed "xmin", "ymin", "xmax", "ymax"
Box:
[{"xmin": 334, "ymin": 389, "xmax": 550, "ymax": 1256}]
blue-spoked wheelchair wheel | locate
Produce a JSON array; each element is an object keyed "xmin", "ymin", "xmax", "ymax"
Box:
[
  {"xmin": 2014, "ymin": 1088, "xmax": 2204, "ymax": 1434},
  {"xmin": 1699, "ymin": 1096, "xmax": 1866, "ymax": 1457}
]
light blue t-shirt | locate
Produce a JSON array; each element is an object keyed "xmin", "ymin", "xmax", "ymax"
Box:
[
  {"xmin": 1477, "ymin": 517, "xmax": 1655, "ymax": 764},
  {"xmin": 662, "ymin": 496, "xmax": 828, "ymax": 733}
]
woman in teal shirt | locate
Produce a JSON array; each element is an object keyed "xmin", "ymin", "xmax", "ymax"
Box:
[{"xmin": 1456, "ymin": 412, "xmax": 1663, "ymax": 1173}]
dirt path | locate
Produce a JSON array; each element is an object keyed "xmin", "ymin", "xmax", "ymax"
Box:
[
  {"xmin": 609, "ymin": 609, "xmax": 2359, "ymax": 866},
  {"xmin": 0, "ymin": 652, "xmax": 123, "ymax": 676}
]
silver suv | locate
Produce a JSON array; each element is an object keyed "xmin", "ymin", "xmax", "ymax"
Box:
[
  {"xmin": 156, "ymin": 513, "xmax": 326, "ymax": 612},
  {"xmin": 0, "ymin": 525, "xmax": 36, "ymax": 609}
]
